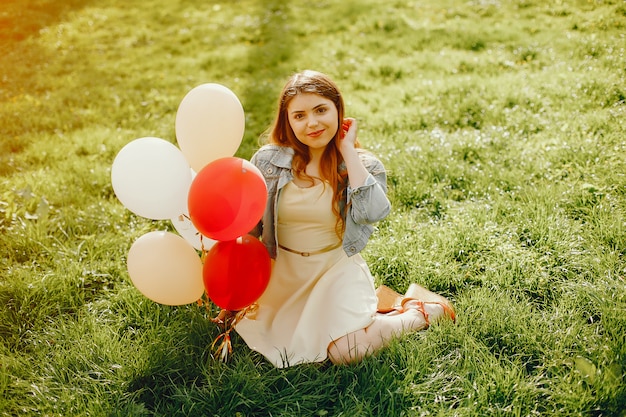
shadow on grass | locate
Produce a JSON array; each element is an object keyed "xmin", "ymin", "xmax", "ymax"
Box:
[{"xmin": 236, "ymin": 0, "xmax": 296, "ymax": 159}]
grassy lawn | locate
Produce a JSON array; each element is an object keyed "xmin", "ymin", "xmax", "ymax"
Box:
[{"xmin": 1, "ymin": 0, "xmax": 625, "ymax": 415}]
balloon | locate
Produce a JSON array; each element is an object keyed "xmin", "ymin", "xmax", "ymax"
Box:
[
  {"xmin": 203, "ymin": 234, "xmax": 271, "ymax": 311},
  {"xmin": 127, "ymin": 231, "xmax": 204, "ymax": 305},
  {"xmin": 169, "ymin": 169, "xmax": 216, "ymax": 251},
  {"xmin": 111, "ymin": 137, "xmax": 192, "ymax": 220},
  {"xmin": 175, "ymin": 83, "xmax": 245, "ymax": 172},
  {"xmin": 187, "ymin": 157, "xmax": 267, "ymax": 242},
  {"xmin": 171, "ymin": 210, "xmax": 216, "ymax": 251}
]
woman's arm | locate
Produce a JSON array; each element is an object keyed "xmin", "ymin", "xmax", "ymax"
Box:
[
  {"xmin": 338, "ymin": 118, "xmax": 369, "ymax": 189},
  {"xmin": 337, "ymin": 119, "xmax": 391, "ymax": 224},
  {"xmin": 347, "ymin": 159, "xmax": 391, "ymax": 224}
]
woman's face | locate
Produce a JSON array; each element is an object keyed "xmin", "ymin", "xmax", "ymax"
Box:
[{"xmin": 287, "ymin": 93, "xmax": 339, "ymax": 152}]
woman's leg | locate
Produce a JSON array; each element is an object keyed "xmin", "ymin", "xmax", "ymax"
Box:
[{"xmin": 327, "ymin": 303, "xmax": 444, "ymax": 365}]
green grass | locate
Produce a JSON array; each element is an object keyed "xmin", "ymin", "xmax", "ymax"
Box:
[{"xmin": 1, "ymin": 0, "xmax": 625, "ymax": 415}]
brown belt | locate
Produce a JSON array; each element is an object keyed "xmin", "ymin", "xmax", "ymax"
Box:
[{"xmin": 278, "ymin": 241, "xmax": 342, "ymax": 257}]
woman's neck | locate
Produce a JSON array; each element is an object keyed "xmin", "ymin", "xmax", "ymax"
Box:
[
  {"xmin": 308, "ymin": 145, "xmax": 325, "ymax": 164},
  {"xmin": 306, "ymin": 147, "xmax": 324, "ymax": 177}
]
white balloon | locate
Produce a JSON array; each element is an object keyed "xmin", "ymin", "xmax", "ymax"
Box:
[
  {"xmin": 127, "ymin": 231, "xmax": 204, "ymax": 305},
  {"xmin": 111, "ymin": 137, "xmax": 192, "ymax": 220},
  {"xmin": 171, "ymin": 210, "xmax": 216, "ymax": 251},
  {"xmin": 175, "ymin": 83, "xmax": 245, "ymax": 172}
]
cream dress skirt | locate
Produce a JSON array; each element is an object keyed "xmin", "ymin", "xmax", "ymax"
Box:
[{"xmin": 235, "ymin": 180, "xmax": 378, "ymax": 367}]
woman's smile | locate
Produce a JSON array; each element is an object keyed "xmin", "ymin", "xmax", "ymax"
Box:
[{"xmin": 307, "ymin": 129, "xmax": 325, "ymax": 138}]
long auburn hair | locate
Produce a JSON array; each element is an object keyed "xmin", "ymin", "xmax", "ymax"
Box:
[{"xmin": 265, "ymin": 70, "xmax": 361, "ymax": 237}]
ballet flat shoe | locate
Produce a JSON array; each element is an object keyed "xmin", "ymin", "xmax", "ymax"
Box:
[
  {"xmin": 375, "ymin": 285, "xmax": 403, "ymax": 313},
  {"xmin": 401, "ymin": 283, "xmax": 456, "ymax": 323}
]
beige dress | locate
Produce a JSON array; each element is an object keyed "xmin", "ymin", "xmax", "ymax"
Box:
[{"xmin": 235, "ymin": 180, "xmax": 378, "ymax": 367}]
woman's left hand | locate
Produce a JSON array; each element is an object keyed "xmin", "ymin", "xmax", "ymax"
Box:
[
  {"xmin": 338, "ymin": 117, "xmax": 369, "ymax": 187},
  {"xmin": 338, "ymin": 117, "xmax": 357, "ymax": 155}
]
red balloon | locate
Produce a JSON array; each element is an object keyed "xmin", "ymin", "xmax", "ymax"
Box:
[
  {"xmin": 187, "ymin": 157, "xmax": 267, "ymax": 241},
  {"xmin": 203, "ymin": 235, "xmax": 271, "ymax": 311}
]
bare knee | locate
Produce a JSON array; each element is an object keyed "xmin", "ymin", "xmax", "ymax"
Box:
[
  {"xmin": 328, "ymin": 336, "xmax": 352, "ymax": 365},
  {"xmin": 327, "ymin": 330, "xmax": 370, "ymax": 365}
]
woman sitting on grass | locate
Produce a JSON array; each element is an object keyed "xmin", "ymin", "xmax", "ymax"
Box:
[{"xmin": 230, "ymin": 70, "xmax": 455, "ymax": 367}]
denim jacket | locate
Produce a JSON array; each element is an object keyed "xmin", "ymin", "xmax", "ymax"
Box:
[{"xmin": 249, "ymin": 144, "xmax": 391, "ymax": 258}]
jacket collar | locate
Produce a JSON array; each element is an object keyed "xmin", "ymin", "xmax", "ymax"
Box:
[{"xmin": 269, "ymin": 145, "xmax": 294, "ymax": 169}]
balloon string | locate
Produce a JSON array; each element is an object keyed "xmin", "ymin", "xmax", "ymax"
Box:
[
  {"xmin": 200, "ymin": 234, "xmax": 210, "ymax": 262},
  {"xmin": 182, "ymin": 212, "xmax": 204, "ymax": 252},
  {"xmin": 210, "ymin": 307, "xmax": 252, "ymax": 362},
  {"xmin": 211, "ymin": 331, "xmax": 232, "ymax": 361}
]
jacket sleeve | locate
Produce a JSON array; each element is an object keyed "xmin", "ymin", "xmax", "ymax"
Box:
[
  {"xmin": 347, "ymin": 155, "xmax": 391, "ymax": 224},
  {"xmin": 248, "ymin": 150, "xmax": 265, "ymax": 238}
]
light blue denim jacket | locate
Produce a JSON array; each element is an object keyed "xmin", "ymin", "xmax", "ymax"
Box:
[{"xmin": 249, "ymin": 144, "xmax": 391, "ymax": 258}]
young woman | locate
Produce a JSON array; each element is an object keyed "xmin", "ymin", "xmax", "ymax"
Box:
[{"xmin": 232, "ymin": 70, "xmax": 455, "ymax": 367}]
